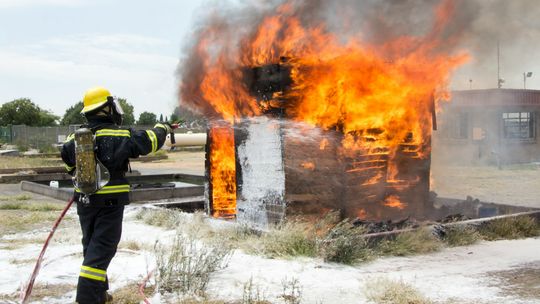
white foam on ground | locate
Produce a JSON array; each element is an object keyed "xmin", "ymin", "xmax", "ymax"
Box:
[{"xmin": 1, "ymin": 205, "xmax": 539, "ymax": 303}]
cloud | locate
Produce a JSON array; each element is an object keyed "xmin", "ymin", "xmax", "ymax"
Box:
[{"xmin": 0, "ymin": 33, "xmax": 180, "ymax": 117}]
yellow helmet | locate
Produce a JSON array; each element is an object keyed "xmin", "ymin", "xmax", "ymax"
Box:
[{"xmin": 81, "ymin": 87, "xmax": 111, "ymax": 113}]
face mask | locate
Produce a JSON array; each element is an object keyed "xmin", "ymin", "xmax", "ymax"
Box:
[
  {"xmin": 112, "ymin": 98, "xmax": 124, "ymax": 116},
  {"xmin": 107, "ymin": 96, "xmax": 124, "ymax": 125}
]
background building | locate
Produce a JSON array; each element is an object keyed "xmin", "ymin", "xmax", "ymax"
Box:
[{"xmin": 435, "ymin": 89, "xmax": 540, "ymax": 165}]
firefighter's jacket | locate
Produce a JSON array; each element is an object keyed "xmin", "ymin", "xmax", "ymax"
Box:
[{"xmin": 61, "ymin": 117, "xmax": 168, "ymax": 205}]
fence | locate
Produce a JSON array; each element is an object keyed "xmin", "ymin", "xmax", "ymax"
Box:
[
  {"xmin": 0, "ymin": 125, "xmax": 205, "ymax": 151},
  {"xmin": 0, "ymin": 126, "xmax": 11, "ymax": 143}
]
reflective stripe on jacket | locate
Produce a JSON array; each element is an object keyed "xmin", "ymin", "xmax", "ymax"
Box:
[{"xmin": 61, "ymin": 118, "xmax": 168, "ymax": 205}]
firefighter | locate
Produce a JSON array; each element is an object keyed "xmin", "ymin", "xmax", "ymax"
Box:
[{"xmin": 61, "ymin": 87, "xmax": 175, "ymax": 304}]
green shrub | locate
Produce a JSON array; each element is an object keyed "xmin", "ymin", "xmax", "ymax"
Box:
[
  {"xmin": 376, "ymin": 228, "xmax": 442, "ymax": 257},
  {"xmin": 318, "ymin": 220, "xmax": 372, "ymax": 264},
  {"xmin": 155, "ymin": 231, "xmax": 232, "ymax": 296},
  {"xmin": 479, "ymin": 216, "xmax": 540, "ymax": 241},
  {"xmin": 442, "ymin": 225, "xmax": 481, "ymax": 247},
  {"xmin": 256, "ymin": 221, "xmax": 317, "ymax": 258}
]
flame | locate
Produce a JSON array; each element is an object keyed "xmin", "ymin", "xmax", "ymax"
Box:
[
  {"xmin": 209, "ymin": 125, "xmax": 236, "ymax": 218},
  {"xmin": 361, "ymin": 172, "xmax": 384, "ymax": 186},
  {"xmin": 182, "ymin": 0, "xmax": 470, "ymax": 217},
  {"xmin": 357, "ymin": 209, "xmax": 368, "ymax": 219},
  {"xmin": 384, "ymin": 195, "xmax": 407, "ymax": 210},
  {"xmin": 319, "ymin": 138, "xmax": 329, "ymax": 150},
  {"xmin": 301, "ymin": 162, "xmax": 315, "ymax": 170}
]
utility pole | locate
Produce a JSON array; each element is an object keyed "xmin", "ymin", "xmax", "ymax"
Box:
[
  {"xmin": 523, "ymin": 72, "xmax": 533, "ymax": 89},
  {"xmin": 497, "ymin": 41, "xmax": 502, "ymax": 88},
  {"xmin": 497, "ymin": 41, "xmax": 505, "ymax": 89}
]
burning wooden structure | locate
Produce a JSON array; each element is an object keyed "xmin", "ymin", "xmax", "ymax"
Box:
[
  {"xmin": 181, "ymin": 1, "xmax": 468, "ymax": 228},
  {"xmin": 205, "ymin": 62, "xmax": 434, "ymax": 228}
]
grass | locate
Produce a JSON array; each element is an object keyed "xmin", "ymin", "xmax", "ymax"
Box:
[
  {"xmin": 364, "ymin": 278, "xmax": 433, "ymax": 304},
  {"xmin": 138, "ymin": 207, "xmax": 539, "ymax": 267},
  {"xmin": 478, "ymin": 216, "xmax": 540, "ymax": 241},
  {"xmin": 112, "ymin": 282, "xmax": 155, "ymax": 304},
  {"xmin": 0, "ymin": 282, "xmax": 76, "ymax": 302},
  {"xmin": 0, "ymin": 201, "xmax": 64, "ymax": 211},
  {"xmin": 242, "ymin": 277, "xmax": 271, "ymax": 304},
  {"xmin": 0, "ymin": 156, "xmax": 62, "ymax": 169},
  {"xmin": 375, "ymin": 228, "xmax": 442, "ymax": 257},
  {"xmin": 441, "ymin": 225, "xmax": 481, "ymax": 247},
  {"xmin": 318, "ymin": 220, "xmax": 372, "ymax": 264},
  {"xmin": 119, "ymin": 240, "xmax": 142, "ymax": 251},
  {"xmin": 8, "ymin": 257, "xmax": 36, "ymax": 264},
  {"xmin": 279, "ymin": 277, "xmax": 302, "ymax": 304},
  {"xmin": 250, "ymin": 221, "xmax": 317, "ymax": 258},
  {"xmin": 0, "ymin": 237, "xmax": 43, "ymax": 250},
  {"xmin": 135, "ymin": 207, "xmax": 185, "ymax": 229},
  {"xmin": 0, "ymin": 211, "xmax": 63, "ymax": 236},
  {"xmin": 155, "ymin": 229, "xmax": 232, "ymax": 296},
  {"xmin": 0, "ymin": 194, "xmax": 32, "ymax": 201}
]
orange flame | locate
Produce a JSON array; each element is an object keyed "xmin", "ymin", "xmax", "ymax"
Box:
[
  {"xmin": 183, "ymin": 0, "xmax": 470, "ymax": 217},
  {"xmin": 209, "ymin": 125, "xmax": 236, "ymax": 218},
  {"xmin": 301, "ymin": 161, "xmax": 315, "ymax": 170},
  {"xmin": 319, "ymin": 138, "xmax": 329, "ymax": 150},
  {"xmin": 384, "ymin": 195, "xmax": 407, "ymax": 210}
]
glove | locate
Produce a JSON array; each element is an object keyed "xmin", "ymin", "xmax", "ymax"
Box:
[{"xmin": 156, "ymin": 122, "xmax": 178, "ymax": 133}]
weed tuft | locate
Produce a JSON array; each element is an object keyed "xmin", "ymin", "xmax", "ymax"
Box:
[
  {"xmin": 376, "ymin": 228, "xmax": 441, "ymax": 257},
  {"xmin": 242, "ymin": 277, "xmax": 271, "ymax": 304},
  {"xmin": 136, "ymin": 207, "xmax": 184, "ymax": 229},
  {"xmin": 318, "ymin": 220, "xmax": 372, "ymax": 264},
  {"xmin": 442, "ymin": 225, "xmax": 481, "ymax": 247},
  {"xmin": 256, "ymin": 221, "xmax": 317, "ymax": 258},
  {"xmin": 279, "ymin": 277, "xmax": 302, "ymax": 304},
  {"xmin": 112, "ymin": 282, "xmax": 154, "ymax": 304},
  {"xmin": 0, "ymin": 194, "xmax": 32, "ymax": 202},
  {"xmin": 155, "ymin": 230, "xmax": 232, "ymax": 296},
  {"xmin": 0, "ymin": 201, "xmax": 63, "ymax": 211},
  {"xmin": 364, "ymin": 278, "xmax": 433, "ymax": 304},
  {"xmin": 479, "ymin": 216, "xmax": 540, "ymax": 241}
]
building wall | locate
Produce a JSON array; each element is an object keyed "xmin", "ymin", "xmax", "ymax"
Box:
[{"xmin": 435, "ymin": 104, "xmax": 540, "ymax": 165}]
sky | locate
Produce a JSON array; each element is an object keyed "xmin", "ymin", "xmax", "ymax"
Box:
[
  {"xmin": 0, "ymin": 0, "xmax": 203, "ymax": 118},
  {"xmin": 1, "ymin": 0, "xmax": 539, "ymax": 119}
]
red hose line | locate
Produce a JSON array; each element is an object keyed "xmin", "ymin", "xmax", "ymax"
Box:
[
  {"xmin": 139, "ymin": 268, "xmax": 155, "ymax": 304},
  {"xmin": 21, "ymin": 197, "xmax": 75, "ymax": 304}
]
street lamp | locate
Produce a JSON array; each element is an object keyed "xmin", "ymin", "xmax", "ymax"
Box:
[{"xmin": 523, "ymin": 72, "xmax": 533, "ymax": 89}]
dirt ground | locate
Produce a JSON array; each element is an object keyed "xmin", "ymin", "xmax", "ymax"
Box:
[
  {"xmin": 1, "ymin": 182, "xmax": 538, "ymax": 303},
  {"xmin": 130, "ymin": 150, "xmax": 205, "ymax": 175},
  {"xmin": 487, "ymin": 261, "xmax": 540, "ymax": 301},
  {"xmin": 431, "ymin": 162, "xmax": 540, "ymax": 208}
]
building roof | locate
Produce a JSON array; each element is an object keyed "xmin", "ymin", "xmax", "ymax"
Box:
[{"xmin": 450, "ymin": 89, "xmax": 540, "ymax": 107}]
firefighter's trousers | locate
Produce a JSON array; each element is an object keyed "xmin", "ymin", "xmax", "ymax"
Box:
[{"xmin": 76, "ymin": 203, "xmax": 124, "ymax": 304}]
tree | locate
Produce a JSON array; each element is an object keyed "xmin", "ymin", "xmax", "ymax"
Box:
[
  {"xmin": 117, "ymin": 98, "xmax": 135, "ymax": 125},
  {"xmin": 61, "ymin": 101, "xmax": 85, "ymax": 125},
  {"xmin": 159, "ymin": 114, "xmax": 164, "ymax": 122},
  {"xmin": 59, "ymin": 98, "xmax": 135, "ymax": 126},
  {"xmin": 0, "ymin": 98, "xmax": 58, "ymax": 126},
  {"xmin": 170, "ymin": 113, "xmax": 179, "ymax": 123},
  {"xmin": 137, "ymin": 111, "xmax": 157, "ymax": 125},
  {"xmin": 39, "ymin": 111, "xmax": 60, "ymax": 126},
  {"xmin": 172, "ymin": 105, "xmax": 205, "ymax": 126}
]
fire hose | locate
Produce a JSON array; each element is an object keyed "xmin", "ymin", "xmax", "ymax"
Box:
[
  {"xmin": 20, "ymin": 197, "xmax": 75, "ymax": 304},
  {"xmin": 138, "ymin": 269, "xmax": 155, "ymax": 304}
]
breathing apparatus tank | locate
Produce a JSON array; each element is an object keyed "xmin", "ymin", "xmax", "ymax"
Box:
[{"xmin": 74, "ymin": 128, "xmax": 110, "ymax": 198}]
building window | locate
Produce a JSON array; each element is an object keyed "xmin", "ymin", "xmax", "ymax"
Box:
[
  {"xmin": 502, "ymin": 112, "xmax": 535, "ymax": 139},
  {"xmin": 446, "ymin": 112, "xmax": 468, "ymax": 139}
]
